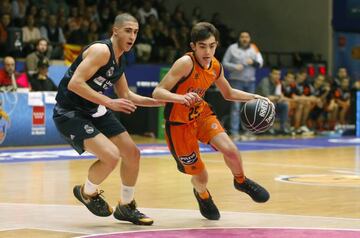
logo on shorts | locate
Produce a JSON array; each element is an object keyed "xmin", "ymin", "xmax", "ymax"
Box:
[
  {"xmin": 84, "ymin": 124, "xmax": 94, "ymax": 134},
  {"xmin": 178, "ymin": 152, "xmax": 197, "ymax": 165}
]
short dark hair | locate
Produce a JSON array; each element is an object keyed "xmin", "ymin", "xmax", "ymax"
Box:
[
  {"xmin": 191, "ymin": 22, "xmax": 219, "ymax": 43},
  {"xmin": 271, "ymin": 66, "xmax": 281, "ymax": 72},
  {"xmin": 36, "ymin": 37, "xmax": 48, "ymax": 46},
  {"xmin": 239, "ymin": 30, "xmax": 251, "ymax": 36},
  {"xmin": 114, "ymin": 13, "xmax": 138, "ymax": 27}
]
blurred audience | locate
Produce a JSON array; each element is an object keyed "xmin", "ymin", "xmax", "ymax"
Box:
[
  {"xmin": 256, "ymin": 67, "xmax": 290, "ymax": 135},
  {"xmin": 29, "ymin": 57, "xmax": 57, "ymax": 91},
  {"xmin": 25, "ymin": 37, "xmax": 49, "ymax": 75}
]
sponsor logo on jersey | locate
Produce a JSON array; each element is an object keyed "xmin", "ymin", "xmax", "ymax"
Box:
[
  {"xmin": 84, "ymin": 124, "xmax": 94, "ymax": 134},
  {"xmin": 93, "ymin": 76, "xmax": 106, "ymax": 86},
  {"xmin": 178, "ymin": 152, "xmax": 197, "ymax": 165},
  {"xmin": 106, "ymin": 67, "xmax": 114, "ymax": 77},
  {"xmin": 211, "ymin": 123, "xmax": 218, "ymax": 129}
]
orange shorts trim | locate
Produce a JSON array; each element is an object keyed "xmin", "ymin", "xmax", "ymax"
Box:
[{"xmin": 165, "ymin": 115, "xmax": 224, "ymax": 175}]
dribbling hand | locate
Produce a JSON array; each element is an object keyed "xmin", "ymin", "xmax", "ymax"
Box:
[{"xmin": 182, "ymin": 92, "xmax": 202, "ymax": 107}]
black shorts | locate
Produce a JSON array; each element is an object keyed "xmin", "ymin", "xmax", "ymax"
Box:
[{"xmin": 53, "ymin": 104, "xmax": 126, "ymax": 154}]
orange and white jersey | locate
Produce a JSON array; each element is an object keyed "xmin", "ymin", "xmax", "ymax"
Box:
[{"xmin": 164, "ymin": 52, "xmax": 222, "ymax": 124}]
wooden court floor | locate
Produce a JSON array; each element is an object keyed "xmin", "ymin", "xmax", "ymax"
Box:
[{"xmin": 0, "ymin": 136, "xmax": 359, "ymax": 237}]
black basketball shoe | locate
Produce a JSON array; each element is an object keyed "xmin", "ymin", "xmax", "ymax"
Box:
[
  {"xmin": 234, "ymin": 177, "xmax": 270, "ymax": 203},
  {"xmin": 193, "ymin": 188, "xmax": 220, "ymax": 220},
  {"xmin": 73, "ymin": 185, "xmax": 113, "ymax": 217},
  {"xmin": 113, "ymin": 200, "xmax": 154, "ymax": 225}
]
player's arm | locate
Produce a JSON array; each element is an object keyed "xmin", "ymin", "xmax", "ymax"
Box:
[
  {"xmin": 114, "ymin": 73, "xmax": 164, "ymax": 107},
  {"xmin": 152, "ymin": 56, "xmax": 202, "ymax": 107},
  {"xmin": 67, "ymin": 44, "xmax": 113, "ymax": 106},
  {"xmin": 215, "ymin": 67, "xmax": 268, "ymax": 102},
  {"xmin": 67, "ymin": 44, "xmax": 136, "ymax": 114}
]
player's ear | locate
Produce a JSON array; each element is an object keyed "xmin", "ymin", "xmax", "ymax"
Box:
[{"xmin": 190, "ymin": 42, "xmax": 195, "ymax": 51}]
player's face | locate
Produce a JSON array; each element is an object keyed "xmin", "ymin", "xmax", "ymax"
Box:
[
  {"xmin": 113, "ymin": 21, "xmax": 139, "ymax": 52},
  {"xmin": 191, "ymin": 36, "xmax": 218, "ymax": 67}
]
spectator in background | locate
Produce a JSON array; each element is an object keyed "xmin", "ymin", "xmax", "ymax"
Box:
[
  {"xmin": 222, "ymin": 31, "xmax": 263, "ymax": 139},
  {"xmin": 331, "ymin": 77, "xmax": 351, "ymax": 126},
  {"xmin": 87, "ymin": 21, "xmax": 100, "ymax": 43},
  {"xmin": 135, "ymin": 24, "xmax": 154, "ymax": 62},
  {"xmin": 99, "ymin": 5, "xmax": 111, "ymax": 33},
  {"xmin": 29, "ymin": 58, "xmax": 57, "ymax": 91},
  {"xmin": 171, "ymin": 4, "xmax": 188, "ymax": 28},
  {"xmin": 335, "ymin": 67, "xmax": 351, "ymax": 86},
  {"xmin": 0, "ymin": 0, "xmax": 12, "ymax": 15},
  {"xmin": 153, "ymin": 21, "xmax": 176, "ymax": 63},
  {"xmin": 0, "ymin": 13, "xmax": 11, "ymax": 57},
  {"xmin": 40, "ymin": 14, "xmax": 66, "ymax": 59},
  {"xmin": 66, "ymin": 18, "xmax": 89, "ymax": 45},
  {"xmin": 138, "ymin": 0, "xmax": 158, "ymax": 25},
  {"xmin": 191, "ymin": 6, "xmax": 204, "ymax": 26},
  {"xmin": 11, "ymin": 0, "xmax": 28, "ymax": 26},
  {"xmin": 36, "ymin": 7, "xmax": 49, "ymax": 28},
  {"xmin": 0, "ymin": 56, "xmax": 18, "ymax": 91},
  {"xmin": 256, "ymin": 67, "xmax": 290, "ymax": 135},
  {"xmin": 22, "ymin": 14, "xmax": 42, "ymax": 55},
  {"xmin": 25, "ymin": 37, "xmax": 49, "ymax": 76},
  {"xmin": 294, "ymin": 68, "xmax": 316, "ymax": 134},
  {"xmin": 309, "ymin": 74, "xmax": 331, "ymax": 131}
]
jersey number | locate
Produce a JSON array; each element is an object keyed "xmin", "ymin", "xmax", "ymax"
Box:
[{"xmin": 188, "ymin": 105, "xmax": 201, "ymax": 121}]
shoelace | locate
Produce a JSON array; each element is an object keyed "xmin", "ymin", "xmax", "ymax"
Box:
[
  {"xmin": 92, "ymin": 190, "xmax": 107, "ymax": 208},
  {"xmin": 243, "ymin": 180, "xmax": 258, "ymax": 192},
  {"xmin": 126, "ymin": 203, "xmax": 146, "ymax": 218}
]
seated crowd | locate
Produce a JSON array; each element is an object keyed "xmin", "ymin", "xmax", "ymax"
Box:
[{"xmin": 256, "ymin": 66, "xmax": 359, "ymax": 135}]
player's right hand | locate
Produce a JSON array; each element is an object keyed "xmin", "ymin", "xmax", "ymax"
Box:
[
  {"xmin": 181, "ymin": 92, "xmax": 202, "ymax": 107},
  {"xmin": 106, "ymin": 98, "xmax": 137, "ymax": 114}
]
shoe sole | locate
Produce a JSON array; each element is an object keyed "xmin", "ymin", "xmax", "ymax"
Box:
[
  {"xmin": 73, "ymin": 185, "xmax": 113, "ymax": 217},
  {"xmin": 113, "ymin": 209, "xmax": 154, "ymax": 225}
]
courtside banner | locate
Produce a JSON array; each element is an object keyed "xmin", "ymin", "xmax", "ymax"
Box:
[
  {"xmin": 32, "ymin": 106, "xmax": 46, "ymax": 135},
  {"xmin": 0, "ymin": 92, "xmax": 64, "ymax": 146}
]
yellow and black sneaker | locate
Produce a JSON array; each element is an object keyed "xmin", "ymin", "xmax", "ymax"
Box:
[
  {"xmin": 73, "ymin": 185, "xmax": 113, "ymax": 217},
  {"xmin": 113, "ymin": 200, "xmax": 154, "ymax": 225},
  {"xmin": 234, "ymin": 177, "xmax": 270, "ymax": 203},
  {"xmin": 193, "ymin": 188, "xmax": 220, "ymax": 220}
]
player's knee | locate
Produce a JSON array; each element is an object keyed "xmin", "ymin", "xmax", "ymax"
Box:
[
  {"xmin": 121, "ymin": 145, "xmax": 140, "ymax": 161},
  {"xmin": 222, "ymin": 144, "xmax": 239, "ymax": 159},
  {"xmin": 103, "ymin": 148, "xmax": 120, "ymax": 168}
]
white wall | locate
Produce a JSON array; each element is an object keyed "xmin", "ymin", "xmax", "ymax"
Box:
[{"xmin": 165, "ymin": 0, "xmax": 332, "ymax": 66}]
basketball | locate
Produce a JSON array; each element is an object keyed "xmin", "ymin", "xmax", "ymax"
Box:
[{"xmin": 240, "ymin": 98, "xmax": 275, "ymax": 133}]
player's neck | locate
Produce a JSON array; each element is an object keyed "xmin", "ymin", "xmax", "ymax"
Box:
[{"xmin": 110, "ymin": 37, "xmax": 124, "ymax": 59}]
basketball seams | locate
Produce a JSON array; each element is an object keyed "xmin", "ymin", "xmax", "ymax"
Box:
[
  {"xmin": 243, "ymin": 102, "xmax": 252, "ymax": 129},
  {"xmin": 240, "ymin": 98, "xmax": 275, "ymax": 134},
  {"xmin": 254, "ymin": 100, "xmax": 269, "ymax": 131}
]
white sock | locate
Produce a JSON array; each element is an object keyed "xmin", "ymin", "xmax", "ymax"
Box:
[
  {"xmin": 121, "ymin": 184, "xmax": 135, "ymax": 204},
  {"xmin": 83, "ymin": 178, "xmax": 99, "ymax": 196}
]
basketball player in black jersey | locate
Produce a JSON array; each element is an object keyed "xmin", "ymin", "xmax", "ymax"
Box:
[{"xmin": 53, "ymin": 13, "xmax": 162, "ymax": 225}]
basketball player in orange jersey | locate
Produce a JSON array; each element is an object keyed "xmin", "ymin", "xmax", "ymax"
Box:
[{"xmin": 152, "ymin": 22, "xmax": 272, "ymax": 220}]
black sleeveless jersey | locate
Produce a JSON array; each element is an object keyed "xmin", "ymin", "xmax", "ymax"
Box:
[{"xmin": 55, "ymin": 39, "xmax": 125, "ymax": 115}]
